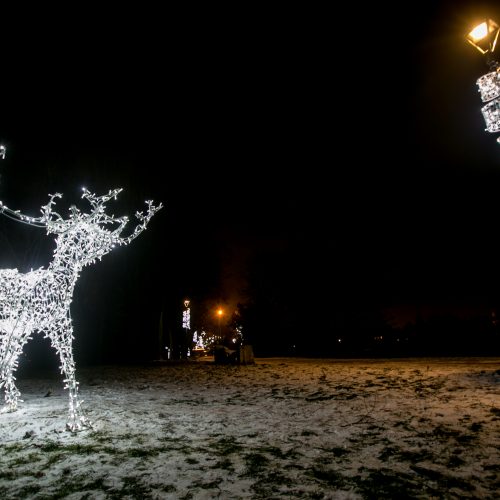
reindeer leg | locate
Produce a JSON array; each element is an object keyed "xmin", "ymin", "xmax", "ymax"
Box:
[
  {"xmin": 49, "ymin": 317, "xmax": 92, "ymax": 432},
  {"xmin": 0, "ymin": 327, "xmax": 26, "ymax": 413}
]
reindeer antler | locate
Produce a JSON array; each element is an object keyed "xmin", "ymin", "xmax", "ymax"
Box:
[
  {"xmin": 82, "ymin": 188, "xmax": 128, "ymax": 228},
  {"xmin": 0, "ymin": 183, "xmax": 162, "ymax": 238},
  {"xmin": 118, "ymin": 200, "xmax": 163, "ymax": 245},
  {"xmin": 0, "ymin": 193, "xmax": 64, "ymax": 229},
  {"xmin": 81, "ymin": 187, "xmax": 162, "ymax": 243},
  {"xmin": 39, "ymin": 193, "xmax": 65, "ymax": 229},
  {"xmin": 82, "ymin": 187, "xmax": 122, "ymax": 210}
]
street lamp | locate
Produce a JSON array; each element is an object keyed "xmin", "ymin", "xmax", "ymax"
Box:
[
  {"xmin": 466, "ymin": 19, "xmax": 499, "ymax": 59},
  {"xmin": 466, "ymin": 19, "xmax": 500, "ymax": 143},
  {"xmin": 216, "ymin": 308, "xmax": 223, "ymax": 343}
]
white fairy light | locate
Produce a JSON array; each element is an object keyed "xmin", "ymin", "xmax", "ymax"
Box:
[
  {"xmin": 182, "ymin": 307, "xmax": 190, "ymax": 330},
  {"xmin": 477, "ymin": 70, "xmax": 500, "ymax": 135},
  {"xmin": 0, "ymin": 187, "xmax": 161, "ymax": 431},
  {"xmin": 193, "ymin": 330, "xmax": 209, "ymax": 350},
  {"xmin": 182, "ymin": 300, "xmax": 191, "ymax": 356},
  {"xmin": 477, "ymin": 71, "xmax": 500, "ymax": 102}
]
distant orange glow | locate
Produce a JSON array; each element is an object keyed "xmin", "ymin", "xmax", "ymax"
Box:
[{"xmin": 217, "ymin": 308, "xmax": 223, "ymax": 317}]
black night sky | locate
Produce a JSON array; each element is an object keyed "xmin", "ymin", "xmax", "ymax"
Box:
[{"xmin": 2, "ymin": 1, "xmax": 500, "ymax": 364}]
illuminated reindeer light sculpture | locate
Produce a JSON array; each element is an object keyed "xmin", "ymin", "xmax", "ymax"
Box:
[{"xmin": 0, "ymin": 186, "xmax": 161, "ymax": 431}]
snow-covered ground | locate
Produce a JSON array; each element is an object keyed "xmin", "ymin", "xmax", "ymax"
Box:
[{"xmin": 0, "ymin": 357, "xmax": 499, "ymax": 499}]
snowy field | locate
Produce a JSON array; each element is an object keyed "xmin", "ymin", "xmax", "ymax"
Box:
[{"xmin": 0, "ymin": 357, "xmax": 499, "ymax": 499}]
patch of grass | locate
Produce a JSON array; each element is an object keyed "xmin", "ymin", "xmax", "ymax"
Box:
[
  {"xmin": 379, "ymin": 445, "xmax": 434, "ymax": 463},
  {"xmin": 394, "ymin": 419, "xmax": 413, "ymax": 431},
  {"xmin": 38, "ymin": 474, "xmax": 110, "ymax": 499},
  {"xmin": 2, "ymin": 443, "xmax": 25, "ymax": 454},
  {"xmin": 243, "ymin": 452, "xmax": 269, "ymax": 476},
  {"xmin": 100, "ymin": 446, "xmax": 122, "ymax": 455},
  {"xmin": 447, "ymin": 455, "xmax": 466, "ymax": 468},
  {"xmin": 126, "ymin": 447, "xmax": 160, "ymax": 458},
  {"xmin": 469, "ymin": 422, "xmax": 483, "ymax": 432},
  {"xmin": 16, "ymin": 484, "xmax": 42, "ymax": 497},
  {"xmin": 157, "ymin": 435, "xmax": 182, "ymax": 444},
  {"xmin": 483, "ymin": 463, "xmax": 500, "ymax": 472},
  {"xmin": 324, "ymin": 446, "xmax": 349, "ymax": 458},
  {"xmin": 160, "ymin": 484, "xmax": 177, "ymax": 493},
  {"xmin": 353, "ymin": 468, "xmax": 426, "ymax": 499},
  {"xmin": 455, "ymin": 434, "xmax": 475, "ymax": 445},
  {"xmin": 46, "ymin": 452, "xmax": 64, "ymax": 466},
  {"xmin": 210, "ymin": 457, "xmax": 234, "ymax": 471},
  {"xmin": 116, "ymin": 476, "xmax": 152, "ymax": 499},
  {"xmin": 399, "ymin": 449, "xmax": 434, "ymax": 463},
  {"xmin": 39, "ymin": 442, "xmax": 63, "ymax": 453},
  {"xmin": 378, "ymin": 446, "xmax": 398, "ymax": 460},
  {"xmin": 9, "ymin": 452, "xmax": 41, "ymax": 466},
  {"xmin": 0, "ymin": 470, "xmax": 18, "ymax": 480},
  {"xmin": 432, "ymin": 424, "xmax": 460, "ymax": 440},
  {"xmin": 193, "ymin": 478, "xmax": 222, "ymax": 489},
  {"xmin": 410, "ymin": 465, "xmax": 476, "ymax": 491},
  {"xmin": 92, "ymin": 432, "xmax": 113, "ymax": 444},
  {"xmin": 243, "ymin": 432, "xmax": 258, "ymax": 438},
  {"xmin": 250, "ymin": 470, "xmax": 288, "ymax": 497},
  {"xmin": 300, "ymin": 429, "xmax": 317, "ymax": 436},
  {"xmin": 212, "ymin": 436, "xmax": 243, "ymax": 456},
  {"xmin": 258, "ymin": 445, "xmax": 299, "ymax": 460},
  {"xmin": 38, "ymin": 441, "xmax": 93, "ymax": 455},
  {"xmin": 309, "ymin": 467, "xmax": 346, "ymax": 488}
]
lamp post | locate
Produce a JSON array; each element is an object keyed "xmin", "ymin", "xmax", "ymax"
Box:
[
  {"xmin": 216, "ymin": 308, "xmax": 223, "ymax": 343},
  {"xmin": 466, "ymin": 19, "xmax": 500, "ymax": 143}
]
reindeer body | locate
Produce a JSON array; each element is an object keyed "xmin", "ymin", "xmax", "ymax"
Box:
[{"xmin": 0, "ymin": 189, "xmax": 161, "ymax": 431}]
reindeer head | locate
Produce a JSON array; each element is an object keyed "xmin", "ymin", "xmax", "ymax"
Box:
[
  {"xmin": 0, "ymin": 187, "xmax": 161, "ymax": 267},
  {"xmin": 44, "ymin": 188, "xmax": 162, "ymax": 266},
  {"xmin": 39, "ymin": 188, "xmax": 162, "ymax": 268}
]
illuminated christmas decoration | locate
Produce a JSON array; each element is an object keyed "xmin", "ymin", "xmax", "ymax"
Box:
[
  {"xmin": 182, "ymin": 299, "xmax": 191, "ymax": 356},
  {"xmin": 193, "ymin": 330, "xmax": 204, "ymax": 350},
  {"xmin": 0, "ymin": 186, "xmax": 161, "ymax": 431},
  {"xmin": 477, "ymin": 71, "xmax": 500, "ymax": 139},
  {"xmin": 182, "ymin": 299, "xmax": 190, "ymax": 330}
]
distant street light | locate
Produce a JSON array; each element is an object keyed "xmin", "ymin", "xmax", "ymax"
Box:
[
  {"xmin": 466, "ymin": 19, "xmax": 500, "ymax": 144},
  {"xmin": 0, "ymin": 145, "xmax": 5, "ymax": 159},
  {"xmin": 216, "ymin": 308, "xmax": 223, "ymax": 343}
]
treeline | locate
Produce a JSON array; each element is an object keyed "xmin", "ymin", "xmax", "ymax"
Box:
[{"xmin": 238, "ymin": 306, "xmax": 500, "ymax": 358}]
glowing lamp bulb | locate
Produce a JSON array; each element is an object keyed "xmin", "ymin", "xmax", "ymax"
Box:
[
  {"xmin": 466, "ymin": 18, "xmax": 500, "ymax": 55},
  {"xmin": 469, "ymin": 22, "xmax": 488, "ymax": 42}
]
